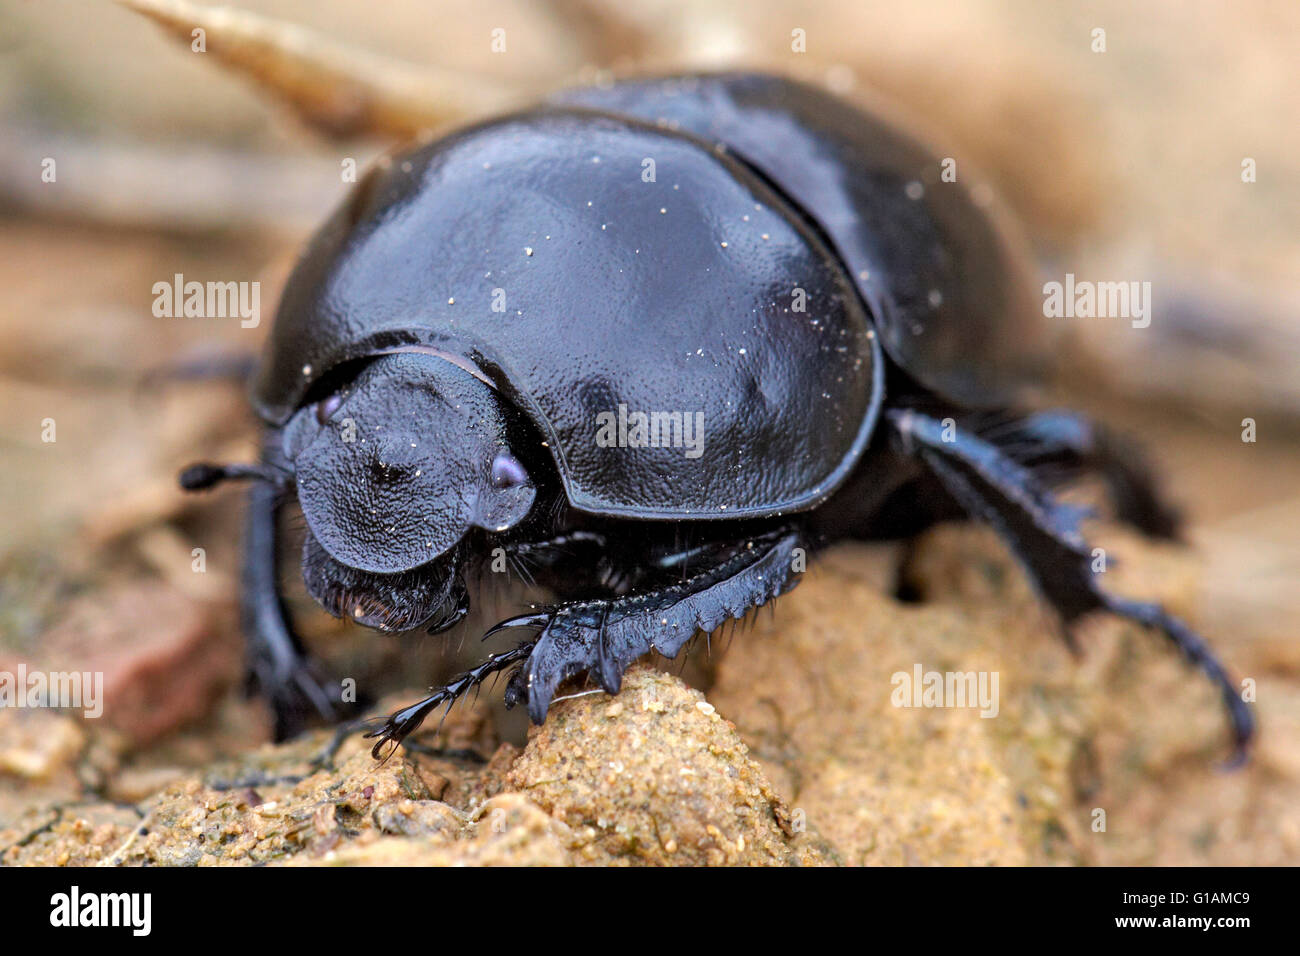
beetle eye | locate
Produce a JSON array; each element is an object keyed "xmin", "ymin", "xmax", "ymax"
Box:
[
  {"xmin": 490, "ymin": 451, "xmax": 528, "ymax": 489},
  {"xmin": 315, "ymin": 392, "xmax": 344, "ymax": 425}
]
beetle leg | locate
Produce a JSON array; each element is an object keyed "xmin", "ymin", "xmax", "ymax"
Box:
[
  {"xmin": 241, "ymin": 441, "xmax": 339, "ymax": 741},
  {"xmin": 503, "ymin": 531, "xmax": 642, "ymax": 597},
  {"xmin": 366, "ymin": 530, "xmax": 805, "ymax": 752},
  {"xmin": 508, "ymin": 531, "xmax": 609, "ymax": 558},
  {"xmin": 364, "ymin": 642, "xmax": 537, "ymax": 760},
  {"xmin": 886, "ymin": 408, "xmax": 1253, "ymax": 764},
  {"xmin": 513, "ymin": 530, "xmax": 804, "ymax": 723},
  {"xmin": 981, "ymin": 409, "xmax": 1183, "ymax": 539}
]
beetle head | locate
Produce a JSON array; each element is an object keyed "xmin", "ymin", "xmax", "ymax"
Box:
[{"xmin": 284, "ymin": 352, "xmax": 536, "ymax": 578}]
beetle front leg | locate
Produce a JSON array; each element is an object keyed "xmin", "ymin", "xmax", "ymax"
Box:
[
  {"xmin": 505, "ymin": 529, "xmax": 805, "ymax": 723},
  {"xmin": 366, "ymin": 530, "xmax": 805, "ymax": 752},
  {"xmin": 241, "ymin": 449, "xmax": 338, "ymax": 741}
]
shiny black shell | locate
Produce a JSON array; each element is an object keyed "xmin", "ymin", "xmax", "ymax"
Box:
[
  {"xmin": 254, "ymin": 108, "xmax": 883, "ymax": 520},
  {"xmin": 555, "ymin": 73, "xmax": 1048, "ymax": 406}
]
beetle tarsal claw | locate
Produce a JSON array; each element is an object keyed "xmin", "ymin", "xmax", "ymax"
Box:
[{"xmin": 482, "ymin": 612, "xmax": 550, "ymax": 639}]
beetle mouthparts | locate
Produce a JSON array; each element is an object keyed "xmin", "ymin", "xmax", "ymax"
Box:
[{"xmin": 179, "ymin": 461, "xmax": 287, "ymax": 491}]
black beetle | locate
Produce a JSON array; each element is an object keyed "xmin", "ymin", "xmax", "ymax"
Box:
[{"xmin": 181, "ymin": 72, "xmax": 1252, "ymax": 762}]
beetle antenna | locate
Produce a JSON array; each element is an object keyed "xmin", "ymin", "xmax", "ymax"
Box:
[{"xmin": 179, "ymin": 461, "xmax": 288, "ymax": 492}]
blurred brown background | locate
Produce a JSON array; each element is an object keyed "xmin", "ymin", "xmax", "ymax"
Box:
[{"xmin": 0, "ymin": 0, "xmax": 1296, "ymax": 865}]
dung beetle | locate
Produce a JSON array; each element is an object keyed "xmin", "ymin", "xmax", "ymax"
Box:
[{"xmin": 181, "ymin": 72, "xmax": 1252, "ymax": 762}]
